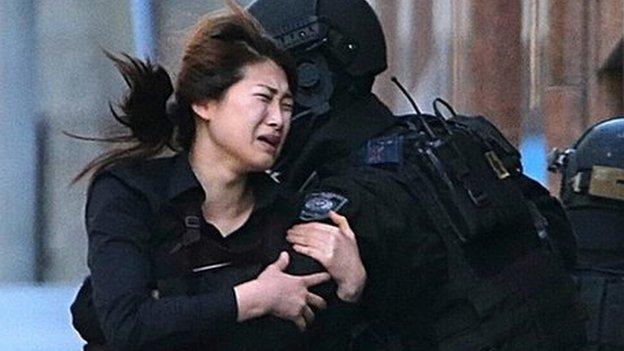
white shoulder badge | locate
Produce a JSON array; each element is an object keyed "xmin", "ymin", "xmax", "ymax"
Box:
[{"xmin": 299, "ymin": 192, "xmax": 348, "ymax": 221}]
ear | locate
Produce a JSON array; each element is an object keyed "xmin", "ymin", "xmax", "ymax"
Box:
[{"xmin": 191, "ymin": 100, "xmax": 213, "ymax": 122}]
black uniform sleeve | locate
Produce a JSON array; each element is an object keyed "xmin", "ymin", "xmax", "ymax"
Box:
[
  {"xmin": 517, "ymin": 174, "xmax": 577, "ymax": 268},
  {"xmin": 86, "ymin": 174, "xmax": 237, "ymax": 350},
  {"xmin": 313, "ymin": 170, "xmax": 446, "ymax": 321}
]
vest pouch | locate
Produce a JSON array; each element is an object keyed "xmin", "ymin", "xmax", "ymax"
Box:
[
  {"xmin": 388, "ymin": 111, "xmax": 586, "ymax": 350},
  {"xmin": 407, "ymin": 125, "xmax": 535, "ymax": 245}
]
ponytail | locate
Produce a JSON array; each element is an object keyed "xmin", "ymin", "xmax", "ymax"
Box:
[{"xmin": 72, "ymin": 53, "xmax": 176, "ymax": 182}]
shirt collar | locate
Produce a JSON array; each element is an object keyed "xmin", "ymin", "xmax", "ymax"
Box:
[
  {"xmin": 167, "ymin": 152, "xmax": 283, "ymax": 210},
  {"xmin": 249, "ymin": 172, "xmax": 283, "ymax": 211},
  {"xmin": 167, "ymin": 152, "xmax": 202, "ymax": 201}
]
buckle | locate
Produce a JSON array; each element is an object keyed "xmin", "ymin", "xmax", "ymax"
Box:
[{"xmin": 184, "ymin": 216, "xmax": 200, "ymax": 229}]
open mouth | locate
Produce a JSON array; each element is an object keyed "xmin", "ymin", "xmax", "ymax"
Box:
[{"xmin": 257, "ymin": 134, "xmax": 281, "ymax": 152}]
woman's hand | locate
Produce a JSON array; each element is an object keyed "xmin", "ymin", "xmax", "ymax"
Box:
[
  {"xmin": 234, "ymin": 252, "xmax": 329, "ymax": 331},
  {"xmin": 286, "ymin": 211, "xmax": 367, "ymax": 303}
]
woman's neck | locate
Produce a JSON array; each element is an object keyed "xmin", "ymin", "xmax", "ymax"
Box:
[{"xmin": 189, "ymin": 141, "xmax": 254, "ymax": 224}]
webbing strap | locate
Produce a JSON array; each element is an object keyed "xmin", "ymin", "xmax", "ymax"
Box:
[
  {"xmin": 389, "ymin": 155, "xmax": 491, "ymax": 349},
  {"xmin": 157, "ymin": 199, "xmax": 203, "ymax": 296},
  {"xmin": 526, "ymin": 200, "xmax": 563, "ymax": 260},
  {"xmin": 393, "ymin": 153, "xmax": 474, "ymax": 283}
]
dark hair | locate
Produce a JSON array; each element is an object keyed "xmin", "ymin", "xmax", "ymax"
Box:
[{"xmin": 74, "ymin": 0, "xmax": 296, "ymax": 182}]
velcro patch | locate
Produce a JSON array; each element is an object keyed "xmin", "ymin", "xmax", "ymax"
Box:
[
  {"xmin": 299, "ymin": 192, "xmax": 348, "ymax": 222},
  {"xmin": 366, "ymin": 135, "xmax": 403, "ymax": 165}
]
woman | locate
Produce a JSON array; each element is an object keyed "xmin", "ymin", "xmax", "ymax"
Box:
[{"xmin": 76, "ymin": 2, "xmax": 366, "ymax": 350}]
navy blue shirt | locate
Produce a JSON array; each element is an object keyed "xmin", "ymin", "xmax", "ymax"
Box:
[{"xmin": 86, "ymin": 153, "xmax": 345, "ymax": 351}]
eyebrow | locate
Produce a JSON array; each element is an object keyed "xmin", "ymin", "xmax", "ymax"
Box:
[{"xmin": 257, "ymin": 84, "xmax": 293, "ymax": 99}]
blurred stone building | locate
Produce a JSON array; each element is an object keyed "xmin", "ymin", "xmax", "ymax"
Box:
[
  {"xmin": 373, "ymin": 0, "xmax": 624, "ymax": 191},
  {"xmin": 1, "ymin": 0, "xmax": 622, "ymax": 283}
]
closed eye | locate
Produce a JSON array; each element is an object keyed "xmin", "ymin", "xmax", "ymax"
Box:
[
  {"xmin": 255, "ymin": 93, "xmax": 272, "ymax": 102},
  {"xmin": 281, "ymin": 103, "xmax": 294, "ymax": 113}
]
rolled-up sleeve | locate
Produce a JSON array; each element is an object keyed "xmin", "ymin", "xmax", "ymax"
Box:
[{"xmin": 86, "ymin": 174, "xmax": 237, "ymax": 350}]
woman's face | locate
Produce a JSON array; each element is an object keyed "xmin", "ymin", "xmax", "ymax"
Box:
[{"xmin": 192, "ymin": 60, "xmax": 293, "ymax": 172}]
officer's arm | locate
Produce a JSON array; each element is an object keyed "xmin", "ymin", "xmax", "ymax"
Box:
[
  {"xmin": 283, "ymin": 183, "xmax": 370, "ymax": 297},
  {"xmin": 360, "ymin": 174, "xmax": 447, "ymax": 316},
  {"xmin": 292, "ymin": 175, "xmax": 393, "ymax": 305},
  {"xmin": 287, "ymin": 212, "xmax": 366, "ymax": 303},
  {"xmin": 87, "ymin": 174, "xmax": 238, "ymax": 350}
]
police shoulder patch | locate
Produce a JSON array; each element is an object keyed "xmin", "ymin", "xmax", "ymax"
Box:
[
  {"xmin": 299, "ymin": 192, "xmax": 349, "ymax": 222},
  {"xmin": 365, "ymin": 135, "xmax": 403, "ymax": 165}
]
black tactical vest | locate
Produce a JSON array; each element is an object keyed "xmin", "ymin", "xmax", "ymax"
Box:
[
  {"xmin": 574, "ymin": 270, "xmax": 624, "ymax": 351},
  {"xmin": 358, "ymin": 112, "xmax": 587, "ymax": 350},
  {"xmin": 569, "ymin": 207, "xmax": 624, "ymax": 350}
]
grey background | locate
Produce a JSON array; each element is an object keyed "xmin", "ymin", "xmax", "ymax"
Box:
[{"xmin": 0, "ymin": 0, "xmax": 253, "ymax": 284}]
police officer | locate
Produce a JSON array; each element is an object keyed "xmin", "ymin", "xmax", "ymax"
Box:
[
  {"xmin": 249, "ymin": 0, "xmax": 588, "ymax": 349},
  {"xmin": 550, "ymin": 116, "xmax": 624, "ymax": 350}
]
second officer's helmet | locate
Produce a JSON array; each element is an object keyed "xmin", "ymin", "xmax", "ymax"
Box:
[
  {"xmin": 549, "ymin": 117, "xmax": 624, "ymax": 208},
  {"xmin": 248, "ymin": 0, "xmax": 387, "ymax": 118},
  {"xmin": 549, "ymin": 117, "xmax": 624, "ymax": 264}
]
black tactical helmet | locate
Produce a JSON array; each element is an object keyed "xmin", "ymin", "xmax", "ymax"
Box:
[
  {"xmin": 549, "ymin": 116, "xmax": 624, "ymax": 208},
  {"xmin": 549, "ymin": 117, "xmax": 624, "ymax": 266},
  {"xmin": 248, "ymin": 0, "xmax": 387, "ymax": 118}
]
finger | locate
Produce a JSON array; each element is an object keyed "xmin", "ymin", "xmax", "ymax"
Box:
[
  {"xmin": 290, "ymin": 222, "xmax": 336, "ymax": 234},
  {"xmin": 294, "ymin": 316, "xmax": 307, "ymax": 331},
  {"xmin": 292, "ymin": 244, "xmax": 325, "ymax": 265},
  {"xmin": 301, "ymin": 271, "xmax": 331, "ymax": 286},
  {"xmin": 306, "ymin": 292, "xmax": 327, "ymax": 310},
  {"xmin": 302, "ymin": 305, "xmax": 315, "ymax": 325},
  {"xmin": 287, "ymin": 233, "xmax": 328, "ymax": 249},
  {"xmin": 328, "ymin": 211, "xmax": 348, "ymax": 230},
  {"xmin": 272, "ymin": 251, "xmax": 289, "ymax": 271},
  {"xmin": 328, "ymin": 211, "xmax": 355, "ymax": 239},
  {"xmin": 286, "ymin": 232, "xmax": 313, "ymax": 246},
  {"xmin": 288, "ymin": 226, "xmax": 341, "ymax": 244}
]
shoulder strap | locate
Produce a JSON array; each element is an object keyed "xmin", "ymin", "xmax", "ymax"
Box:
[
  {"xmin": 154, "ymin": 198, "xmax": 203, "ymax": 296},
  {"xmin": 169, "ymin": 201, "xmax": 202, "ymax": 254}
]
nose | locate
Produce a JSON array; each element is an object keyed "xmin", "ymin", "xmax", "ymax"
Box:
[{"xmin": 266, "ymin": 102, "xmax": 286, "ymax": 130}]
